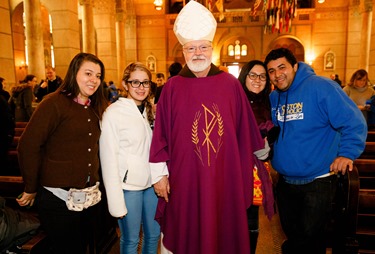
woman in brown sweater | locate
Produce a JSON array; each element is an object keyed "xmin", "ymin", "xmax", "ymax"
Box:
[{"xmin": 16, "ymin": 53, "xmax": 108, "ymax": 254}]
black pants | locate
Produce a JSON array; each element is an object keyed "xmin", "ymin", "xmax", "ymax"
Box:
[
  {"xmin": 36, "ymin": 187, "xmax": 98, "ymax": 254},
  {"xmin": 276, "ymin": 175, "xmax": 337, "ymax": 254},
  {"xmin": 0, "ymin": 136, "xmax": 11, "ymax": 175},
  {"xmin": 247, "ymin": 205, "xmax": 259, "ymax": 254}
]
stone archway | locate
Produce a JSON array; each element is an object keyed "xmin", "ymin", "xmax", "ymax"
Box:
[
  {"xmin": 215, "ymin": 35, "xmax": 256, "ymax": 77},
  {"xmin": 267, "ymin": 35, "xmax": 305, "ymax": 62},
  {"xmin": 219, "ymin": 36, "xmax": 255, "ymax": 65},
  {"xmin": 170, "ymin": 42, "xmax": 185, "ymax": 66}
]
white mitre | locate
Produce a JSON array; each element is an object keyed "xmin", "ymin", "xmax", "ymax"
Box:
[{"xmin": 173, "ymin": 1, "xmax": 217, "ymax": 45}]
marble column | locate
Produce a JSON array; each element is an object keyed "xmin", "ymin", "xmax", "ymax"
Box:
[
  {"xmin": 0, "ymin": 0, "xmax": 16, "ymax": 87},
  {"xmin": 124, "ymin": 0, "xmax": 137, "ymax": 64},
  {"xmin": 369, "ymin": 0, "xmax": 375, "ymax": 80},
  {"xmin": 80, "ymin": 0, "xmax": 96, "ymax": 54},
  {"xmin": 345, "ymin": 0, "xmax": 362, "ymax": 81},
  {"xmin": 116, "ymin": 9, "xmax": 126, "ymax": 84},
  {"xmin": 93, "ymin": 0, "xmax": 117, "ymax": 82},
  {"xmin": 46, "ymin": 1, "xmax": 80, "ymax": 76},
  {"xmin": 24, "ymin": 0, "xmax": 45, "ymax": 80},
  {"xmin": 359, "ymin": 0, "xmax": 373, "ymax": 70}
]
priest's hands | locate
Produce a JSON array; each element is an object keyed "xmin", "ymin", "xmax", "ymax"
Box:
[{"xmin": 154, "ymin": 175, "xmax": 170, "ymax": 202}]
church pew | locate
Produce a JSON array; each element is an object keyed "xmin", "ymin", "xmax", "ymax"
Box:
[
  {"xmin": 355, "ymin": 159, "xmax": 375, "ymax": 189},
  {"xmin": 354, "ymin": 159, "xmax": 375, "ymax": 252},
  {"xmin": 10, "ymin": 136, "xmax": 20, "ymax": 150},
  {"xmin": 14, "ymin": 127, "xmax": 25, "ymax": 136},
  {"xmin": 367, "ymin": 131, "xmax": 375, "ymax": 142},
  {"xmin": 0, "ymin": 175, "xmax": 118, "ymax": 254},
  {"xmin": 5, "ymin": 123, "xmax": 25, "ymax": 176},
  {"xmin": 359, "ymin": 142, "xmax": 375, "ymax": 159},
  {"xmin": 329, "ymin": 166, "xmax": 360, "ymax": 253},
  {"xmin": 0, "ymin": 176, "xmax": 47, "ymax": 253},
  {"xmin": 0, "ymin": 176, "xmax": 24, "ymax": 199},
  {"xmin": 15, "ymin": 122, "xmax": 28, "ymax": 128}
]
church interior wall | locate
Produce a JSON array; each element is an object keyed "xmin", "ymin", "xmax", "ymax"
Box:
[
  {"xmin": 0, "ymin": 0, "xmax": 374, "ymax": 91},
  {"xmin": 137, "ymin": 15, "xmax": 168, "ymax": 75},
  {"xmin": 124, "ymin": 13, "xmax": 138, "ymax": 68},
  {"xmin": 38, "ymin": 1, "xmax": 81, "ymax": 82},
  {"xmin": 312, "ymin": 8, "xmax": 348, "ymax": 79},
  {"xmin": 0, "ymin": 0, "xmax": 15, "ymax": 88},
  {"xmin": 370, "ymin": 0, "xmax": 375, "ymax": 79}
]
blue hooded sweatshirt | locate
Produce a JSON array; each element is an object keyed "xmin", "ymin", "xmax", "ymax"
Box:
[{"xmin": 270, "ymin": 62, "xmax": 367, "ymax": 183}]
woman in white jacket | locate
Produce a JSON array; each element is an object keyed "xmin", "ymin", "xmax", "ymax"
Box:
[{"xmin": 100, "ymin": 62, "xmax": 168, "ymax": 254}]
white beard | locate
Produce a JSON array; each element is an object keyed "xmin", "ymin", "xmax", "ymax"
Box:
[{"xmin": 186, "ymin": 56, "xmax": 211, "ymax": 73}]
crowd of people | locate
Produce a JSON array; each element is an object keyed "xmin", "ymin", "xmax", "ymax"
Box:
[{"xmin": 0, "ymin": 1, "xmax": 372, "ymax": 253}]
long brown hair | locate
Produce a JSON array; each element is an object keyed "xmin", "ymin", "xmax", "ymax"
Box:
[
  {"xmin": 238, "ymin": 60, "xmax": 272, "ymax": 126},
  {"xmin": 58, "ymin": 53, "xmax": 108, "ymax": 119},
  {"xmin": 348, "ymin": 69, "xmax": 369, "ymax": 87},
  {"xmin": 122, "ymin": 62, "xmax": 154, "ymax": 125}
]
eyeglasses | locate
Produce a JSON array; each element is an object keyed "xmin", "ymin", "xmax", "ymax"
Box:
[
  {"xmin": 247, "ymin": 73, "xmax": 267, "ymax": 81},
  {"xmin": 126, "ymin": 80, "xmax": 151, "ymax": 88},
  {"xmin": 183, "ymin": 45, "xmax": 212, "ymax": 53}
]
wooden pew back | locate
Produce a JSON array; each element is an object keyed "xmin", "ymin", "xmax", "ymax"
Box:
[
  {"xmin": 367, "ymin": 131, "xmax": 375, "ymax": 142},
  {"xmin": 354, "ymin": 159, "xmax": 375, "ymax": 252}
]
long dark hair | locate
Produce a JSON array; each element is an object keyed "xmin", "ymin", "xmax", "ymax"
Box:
[
  {"xmin": 122, "ymin": 62, "xmax": 154, "ymax": 125},
  {"xmin": 20, "ymin": 75, "xmax": 36, "ymax": 84},
  {"xmin": 58, "ymin": 53, "xmax": 108, "ymax": 119},
  {"xmin": 0, "ymin": 77, "xmax": 4, "ymax": 90},
  {"xmin": 238, "ymin": 60, "xmax": 272, "ymax": 101},
  {"xmin": 238, "ymin": 60, "xmax": 272, "ymax": 125}
]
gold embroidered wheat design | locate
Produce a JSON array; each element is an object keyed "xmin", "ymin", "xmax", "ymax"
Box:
[
  {"xmin": 192, "ymin": 112, "xmax": 200, "ymax": 144},
  {"xmin": 192, "ymin": 111, "xmax": 203, "ymax": 164},
  {"xmin": 213, "ymin": 104, "xmax": 224, "ymax": 156}
]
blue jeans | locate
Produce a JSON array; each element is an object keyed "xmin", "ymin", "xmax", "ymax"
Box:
[
  {"xmin": 118, "ymin": 187, "xmax": 160, "ymax": 254},
  {"xmin": 276, "ymin": 174, "xmax": 337, "ymax": 254}
]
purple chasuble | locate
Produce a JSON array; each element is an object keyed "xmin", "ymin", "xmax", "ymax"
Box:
[{"xmin": 150, "ymin": 68, "xmax": 264, "ymax": 254}]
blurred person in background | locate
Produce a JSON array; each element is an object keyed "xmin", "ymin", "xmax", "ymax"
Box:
[
  {"xmin": 9, "ymin": 75, "xmax": 37, "ymax": 122},
  {"xmin": 34, "ymin": 66, "xmax": 63, "ymax": 102},
  {"xmin": 0, "ymin": 77, "xmax": 10, "ymax": 101},
  {"xmin": 343, "ymin": 69, "xmax": 375, "ymax": 123},
  {"xmin": 0, "ymin": 77, "xmax": 15, "ymax": 175},
  {"xmin": 154, "ymin": 73, "xmax": 165, "ymax": 105}
]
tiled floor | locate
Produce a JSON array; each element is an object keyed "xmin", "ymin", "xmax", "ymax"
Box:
[
  {"xmin": 108, "ymin": 206, "xmax": 285, "ymax": 254},
  {"xmin": 257, "ymin": 206, "xmax": 285, "ymax": 254}
]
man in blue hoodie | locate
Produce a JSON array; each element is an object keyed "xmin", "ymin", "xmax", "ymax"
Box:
[{"xmin": 264, "ymin": 48, "xmax": 367, "ymax": 254}]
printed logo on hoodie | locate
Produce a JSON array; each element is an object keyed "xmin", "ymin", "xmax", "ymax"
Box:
[{"xmin": 276, "ymin": 102, "xmax": 304, "ymax": 122}]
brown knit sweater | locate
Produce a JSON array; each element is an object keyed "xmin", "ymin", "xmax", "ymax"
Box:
[{"xmin": 17, "ymin": 92, "xmax": 101, "ymax": 193}]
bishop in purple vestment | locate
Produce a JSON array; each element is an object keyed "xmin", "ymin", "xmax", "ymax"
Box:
[{"xmin": 149, "ymin": 1, "xmax": 268, "ymax": 253}]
